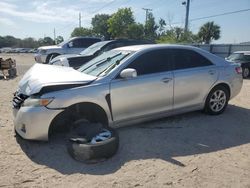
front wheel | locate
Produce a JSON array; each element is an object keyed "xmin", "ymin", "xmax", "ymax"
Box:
[
  {"xmin": 45, "ymin": 53, "xmax": 59, "ymax": 64},
  {"xmin": 204, "ymin": 86, "xmax": 229, "ymax": 115},
  {"xmin": 242, "ymin": 67, "xmax": 249, "ymax": 78}
]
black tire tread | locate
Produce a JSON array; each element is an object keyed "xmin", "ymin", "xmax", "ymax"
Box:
[{"xmin": 67, "ymin": 128, "xmax": 119, "ymax": 163}]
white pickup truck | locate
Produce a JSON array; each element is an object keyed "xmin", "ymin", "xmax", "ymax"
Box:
[{"xmin": 34, "ymin": 37, "xmax": 101, "ymax": 64}]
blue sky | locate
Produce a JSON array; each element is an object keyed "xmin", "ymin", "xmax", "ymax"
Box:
[{"xmin": 0, "ymin": 0, "xmax": 249, "ymax": 44}]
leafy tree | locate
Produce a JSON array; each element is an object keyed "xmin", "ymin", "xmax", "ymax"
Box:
[
  {"xmin": 0, "ymin": 35, "xmax": 17, "ymax": 47},
  {"xmin": 43, "ymin": 37, "xmax": 54, "ymax": 45},
  {"xmin": 144, "ymin": 12, "xmax": 158, "ymax": 41},
  {"xmin": 127, "ymin": 23, "xmax": 144, "ymax": 40},
  {"xmin": 198, "ymin": 21, "xmax": 220, "ymax": 44},
  {"xmin": 55, "ymin": 36, "xmax": 64, "ymax": 44},
  {"xmin": 108, "ymin": 8, "xmax": 135, "ymax": 38},
  {"xmin": 22, "ymin": 37, "xmax": 39, "ymax": 48},
  {"xmin": 157, "ymin": 27, "xmax": 197, "ymax": 44},
  {"xmin": 158, "ymin": 18, "xmax": 166, "ymax": 35},
  {"xmin": 92, "ymin": 14, "xmax": 111, "ymax": 39},
  {"xmin": 38, "ymin": 37, "xmax": 54, "ymax": 46},
  {"xmin": 71, "ymin": 27, "xmax": 93, "ymax": 37}
]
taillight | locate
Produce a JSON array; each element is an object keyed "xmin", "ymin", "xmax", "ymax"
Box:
[{"xmin": 235, "ymin": 67, "xmax": 242, "ymax": 74}]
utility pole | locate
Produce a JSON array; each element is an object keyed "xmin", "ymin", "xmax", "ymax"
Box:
[
  {"xmin": 182, "ymin": 0, "xmax": 190, "ymax": 32},
  {"xmin": 53, "ymin": 28, "xmax": 56, "ymax": 44},
  {"xmin": 142, "ymin": 8, "xmax": 152, "ymax": 23},
  {"xmin": 79, "ymin": 12, "xmax": 81, "ymax": 28}
]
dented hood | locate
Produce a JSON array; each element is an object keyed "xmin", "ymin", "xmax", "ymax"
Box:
[{"xmin": 18, "ymin": 64, "xmax": 96, "ymax": 95}]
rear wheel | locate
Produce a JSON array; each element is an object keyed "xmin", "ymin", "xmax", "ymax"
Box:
[
  {"xmin": 204, "ymin": 85, "xmax": 229, "ymax": 115},
  {"xmin": 242, "ymin": 67, "xmax": 249, "ymax": 78}
]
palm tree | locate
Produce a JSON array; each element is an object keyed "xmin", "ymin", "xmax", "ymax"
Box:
[{"xmin": 198, "ymin": 21, "xmax": 221, "ymax": 44}]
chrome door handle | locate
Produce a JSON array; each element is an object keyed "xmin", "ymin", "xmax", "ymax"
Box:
[{"xmin": 161, "ymin": 78, "xmax": 172, "ymax": 83}]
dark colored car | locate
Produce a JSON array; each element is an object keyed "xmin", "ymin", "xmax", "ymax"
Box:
[
  {"xmin": 49, "ymin": 39, "xmax": 154, "ymax": 69},
  {"xmin": 226, "ymin": 51, "xmax": 250, "ymax": 78}
]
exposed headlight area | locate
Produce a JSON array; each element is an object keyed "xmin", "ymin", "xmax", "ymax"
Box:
[
  {"xmin": 22, "ymin": 97, "xmax": 54, "ymax": 107},
  {"xmin": 13, "ymin": 92, "xmax": 53, "ymax": 109},
  {"xmin": 13, "ymin": 92, "xmax": 28, "ymax": 109}
]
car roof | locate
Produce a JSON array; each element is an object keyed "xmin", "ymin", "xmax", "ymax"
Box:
[
  {"xmin": 115, "ymin": 44, "xmax": 201, "ymax": 52},
  {"xmin": 233, "ymin": 51, "xmax": 250, "ymax": 55},
  {"xmin": 70, "ymin": 36, "xmax": 101, "ymax": 40}
]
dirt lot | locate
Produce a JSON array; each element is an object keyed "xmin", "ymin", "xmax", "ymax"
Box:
[{"xmin": 0, "ymin": 53, "xmax": 250, "ymax": 188}]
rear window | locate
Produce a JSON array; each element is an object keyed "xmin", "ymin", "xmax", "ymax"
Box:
[{"xmin": 171, "ymin": 49, "xmax": 213, "ymax": 70}]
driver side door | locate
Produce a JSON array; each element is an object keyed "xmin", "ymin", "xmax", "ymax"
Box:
[{"xmin": 110, "ymin": 49, "xmax": 174, "ymax": 124}]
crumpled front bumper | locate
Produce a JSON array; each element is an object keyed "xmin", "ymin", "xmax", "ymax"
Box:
[{"xmin": 13, "ymin": 106, "xmax": 63, "ymax": 141}]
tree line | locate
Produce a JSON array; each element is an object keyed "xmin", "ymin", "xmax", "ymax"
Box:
[
  {"xmin": 72, "ymin": 8, "xmax": 221, "ymax": 44},
  {"xmin": 0, "ymin": 35, "xmax": 64, "ymax": 48},
  {"xmin": 1, "ymin": 7, "xmax": 221, "ymax": 48}
]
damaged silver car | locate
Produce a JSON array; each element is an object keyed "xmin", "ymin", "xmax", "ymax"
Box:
[{"xmin": 13, "ymin": 44, "xmax": 243, "ymax": 141}]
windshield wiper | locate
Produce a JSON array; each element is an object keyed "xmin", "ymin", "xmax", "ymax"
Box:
[
  {"xmin": 80, "ymin": 52, "xmax": 122, "ymax": 72},
  {"xmin": 97, "ymin": 60, "xmax": 121, "ymax": 77},
  {"xmin": 97, "ymin": 53, "xmax": 129, "ymax": 77}
]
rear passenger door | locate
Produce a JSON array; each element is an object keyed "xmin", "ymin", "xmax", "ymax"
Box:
[
  {"xmin": 110, "ymin": 49, "xmax": 174, "ymax": 122},
  {"xmin": 171, "ymin": 49, "xmax": 218, "ymax": 110}
]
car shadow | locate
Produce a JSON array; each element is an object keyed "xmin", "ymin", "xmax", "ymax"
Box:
[{"xmin": 16, "ymin": 104, "xmax": 250, "ymax": 175}]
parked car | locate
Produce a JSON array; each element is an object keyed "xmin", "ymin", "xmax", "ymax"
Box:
[
  {"xmin": 49, "ymin": 39, "xmax": 154, "ymax": 69},
  {"xmin": 0, "ymin": 47, "xmax": 13, "ymax": 53},
  {"xmin": 13, "ymin": 44, "xmax": 242, "ymax": 141},
  {"xmin": 226, "ymin": 51, "xmax": 250, "ymax": 78},
  {"xmin": 34, "ymin": 37, "xmax": 101, "ymax": 64}
]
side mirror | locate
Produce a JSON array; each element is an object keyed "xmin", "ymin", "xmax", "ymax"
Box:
[{"xmin": 120, "ymin": 68, "xmax": 137, "ymax": 79}]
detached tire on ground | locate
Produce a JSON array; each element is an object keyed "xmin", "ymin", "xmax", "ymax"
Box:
[{"xmin": 67, "ymin": 128, "xmax": 119, "ymax": 163}]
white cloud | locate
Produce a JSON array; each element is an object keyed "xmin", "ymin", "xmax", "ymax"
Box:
[
  {"xmin": 0, "ymin": 0, "xmax": 119, "ymax": 31},
  {"xmin": 79, "ymin": 0, "xmax": 113, "ymax": 3},
  {"xmin": 0, "ymin": 17, "xmax": 16, "ymax": 27},
  {"xmin": 0, "ymin": 1, "xmax": 82, "ymax": 24}
]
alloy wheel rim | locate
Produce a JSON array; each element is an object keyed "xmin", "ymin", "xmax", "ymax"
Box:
[
  {"xmin": 91, "ymin": 129, "xmax": 112, "ymax": 144},
  {"xmin": 209, "ymin": 90, "xmax": 226, "ymax": 112}
]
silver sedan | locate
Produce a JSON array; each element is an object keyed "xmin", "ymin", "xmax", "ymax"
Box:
[{"xmin": 13, "ymin": 44, "xmax": 243, "ymax": 141}]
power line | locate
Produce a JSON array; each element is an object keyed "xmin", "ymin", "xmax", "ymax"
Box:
[
  {"xmin": 190, "ymin": 8, "xmax": 250, "ymax": 22},
  {"xmin": 172, "ymin": 8, "xmax": 250, "ymax": 25},
  {"xmin": 90, "ymin": 0, "xmax": 117, "ymax": 14}
]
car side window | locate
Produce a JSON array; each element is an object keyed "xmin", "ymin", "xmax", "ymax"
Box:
[
  {"xmin": 126, "ymin": 49, "xmax": 172, "ymax": 76},
  {"xmin": 81, "ymin": 38, "xmax": 100, "ymax": 48},
  {"xmin": 243, "ymin": 55, "xmax": 250, "ymax": 61},
  {"xmin": 171, "ymin": 49, "xmax": 213, "ymax": 70},
  {"xmin": 70, "ymin": 39, "xmax": 81, "ymax": 48},
  {"xmin": 71, "ymin": 38, "xmax": 100, "ymax": 48}
]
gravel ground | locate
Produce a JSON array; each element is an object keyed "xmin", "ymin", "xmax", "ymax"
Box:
[{"xmin": 0, "ymin": 53, "xmax": 250, "ymax": 188}]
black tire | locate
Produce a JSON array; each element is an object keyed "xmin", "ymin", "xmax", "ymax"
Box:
[
  {"xmin": 45, "ymin": 53, "xmax": 59, "ymax": 64},
  {"xmin": 67, "ymin": 128, "xmax": 119, "ymax": 163},
  {"xmin": 204, "ymin": 85, "xmax": 229, "ymax": 115},
  {"xmin": 242, "ymin": 67, "xmax": 249, "ymax": 78},
  {"xmin": 68, "ymin": 119, "xmax": 103, "ymax": 142}
]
